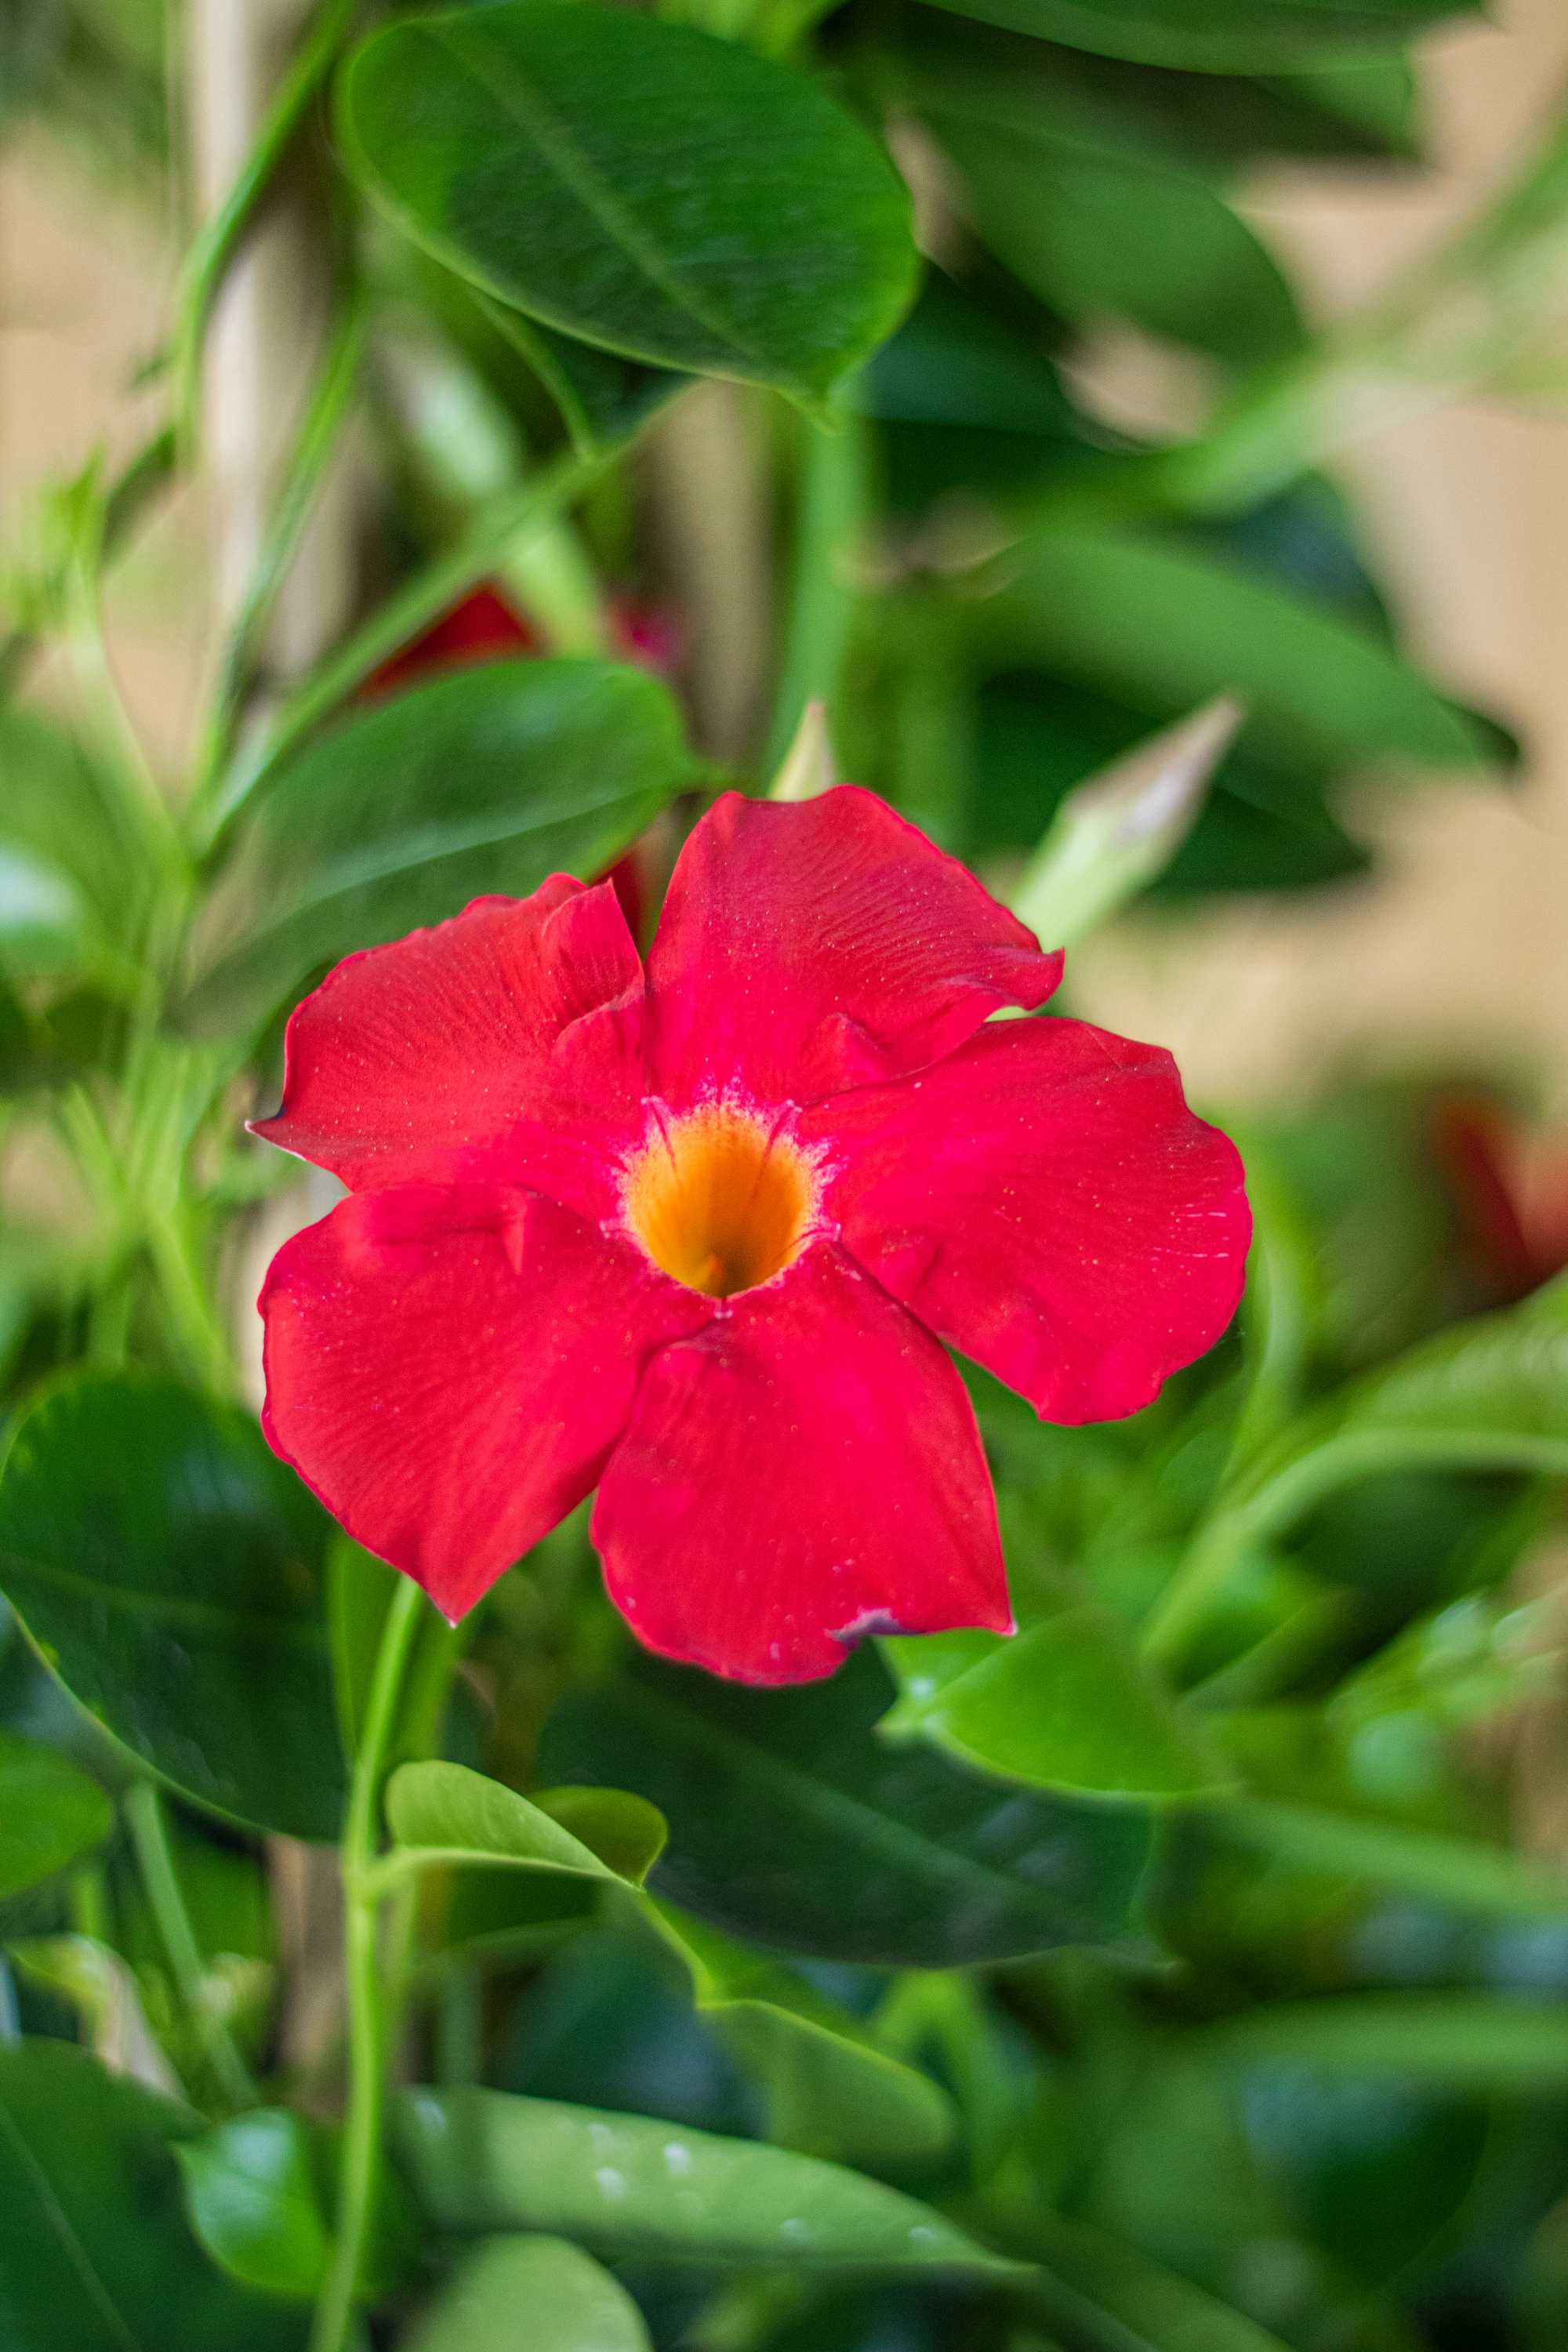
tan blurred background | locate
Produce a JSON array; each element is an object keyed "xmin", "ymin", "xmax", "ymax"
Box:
[{"xmin": 2, "ymin": 0, "xmax": 1566, "ymax": 1111}]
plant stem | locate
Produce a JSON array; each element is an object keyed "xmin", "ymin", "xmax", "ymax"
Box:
[
  {"xmin": 124, "ymin": 1780, "xmax": 256, "ymax": 2111},
  {"xmin": 762, "ymin": 401, "xmax": 867, "ymax": 776},
  {"xmin": 310, "ymin": 1575, "xmax": 426, "ymax": 2352},
  {"xmin": 193, "ymin": 446, "xmax": 605, "ymax": 848},
  {"xmin": 173, "ymin": 0, "xmax": 359, "ymax": 449}
]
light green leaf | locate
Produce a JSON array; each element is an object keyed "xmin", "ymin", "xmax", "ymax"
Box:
[
  {"xmin": 1208, "ymin": 1796, "xmax": 1568, "ymax": 1919},
  {"xmin": 1207, "ymin": 1994, "xmax": 1568, "ymax": 2088},
  {"xmin": 337, "ymin": 2, "xmax": 916, "ymax": 397},
  {"xmin": 910, "ymin": 0, "xmax": 1478, "ymax": 74},
  {"xmin": 882, "ymin": 1599, "xmax": 1232, "ymax": 1802},
  {"xmin": 405, "ymin": 2236, "xmax": 653, "ymax": 2352},
  {"xmin": 177, "ymin": 2110, "xmax": 330, "ymax": 2302},
  {"xmin": 630, "ymin": 1899, "xmax": 956, "ymax": 2167},
  {"xmin": 383, "ymin": 1759, "xmax": 637, "ymax": 1889},
  {"xmin": 0, "ymin": 1729, "xmax": 111, "ymax": 1906},
  {"xmin": 397, "ymin": 2087, "xmax": 1029, "ymax": 2277}
]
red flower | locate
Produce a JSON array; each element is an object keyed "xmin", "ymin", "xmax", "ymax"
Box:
[{"xmin": 254, "ymin": 789, "xmax": 1250, "ymax": 1683}]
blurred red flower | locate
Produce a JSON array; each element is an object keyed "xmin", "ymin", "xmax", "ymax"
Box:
[
  {"xmin": 253, "ymin": 789, "xmax": 1250, "ymax": 1682},
  {"xmin": 1430, "ymin": 1090, "xmax": 1568, "ymax": 1301}
]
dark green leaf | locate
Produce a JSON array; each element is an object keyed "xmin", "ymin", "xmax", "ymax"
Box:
[
  {"xmin": 477, "ymin": 296, "xmax": 688, "ymax": 458},
  {"xmin": 338, "ymin": 3, "xmax": 916, "ymax": 397},
  {"xmin": 973, "ymin": 527, "xmax": 1501, "ymax": 781},
  {"xmin": 882, "ymin": 1600, "xmax": 1231, "ymax": 1801},
  {"xmin": 0, "ymin": 1728, "xmax": 111, "ymax": 1906},
  {"xmin": 933, "ymin": 111, "xmax": 1302, "ymax": 365},
  {"xmin": 0, "ymin": 2040, "xmax": 303, "ymax": 2351},
  {"xmin": 1027, "ymin": 2212, "xmax": 1294, "ymax": 2351},
  {"xmin": 909, "ymin": 0, "xmax": 1478, "ymax": 74},
  {"xmin": 397, "ymin": 2085, "xmax": 1028, "ymax": 2275},
  {"xmin": 405, "ymin": 2236, "xmax": 653, "ymax": 2351},
  {"xmin": 187, "ymin": 659, "xmax": 689, "ymax": 1031},
  {"xmin": 542, "ymin": 1649, "xmax": 1154, "ymax": 1967},
  {"xmin": 0, "ymin": 1373, "xmax": 346, "ymax": 1839},
  {"xmin": 1208, "ymin": 1797, "xmax": 1568, "ymax": 1918}
]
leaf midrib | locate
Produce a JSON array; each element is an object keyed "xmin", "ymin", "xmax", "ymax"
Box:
[
  {"xmin": 429, "ymin": 18, "xmax": 775, "ymax": 379},
  {"xmin": 0, "ymin": 2089, "xmax": 144, "ymax": 2352}
]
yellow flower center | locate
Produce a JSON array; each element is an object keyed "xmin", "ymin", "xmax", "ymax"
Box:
[{"xmin": 624, "ymin": 1102, "xmax": 816, "ymax": 1299}]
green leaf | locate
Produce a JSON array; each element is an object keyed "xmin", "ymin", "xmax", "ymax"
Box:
[
  {"xmin": 1207, "ymin": 1994, "xmax": 1568, "ymax": 2088},
  {"xmin": 541, "ymin": 1648, "xmax": 1155, "ymax": 1967},
  {"xmin": 187, "ymin": 659, "xmax": 689, "ymax": 1031},
  {"xmin": 0, "ymin": 844, "xmax": 95, "ymax": 978},
  {"xmin": 177, "ymin": 2111, "xmax": 330, "ymax": 2302},
  {"xmin": 909, "ymin": 0, "xmax": 1478, "ymax": 74},
  {"xmin": 532, "ymin": 1786, "xmax": 669, "ymax": 1886},
  {"xmin": 337, "ymin": 3, "xmax": 916, "ymax": 398},
  {"xmin": 0, "ymin": 705, "xmax": 148, "ymax": 957},
  {"xmin": 0, "ymin": 1728, "xmax": 111, "ymax": 1906},
  {"xmin": 0, "ymin": 1373, "xmax": 347, "ymax": 1840},
  {"xmin": 932, "ymin": 107, "xmax": 1301, "ymax": 365},
  {"xmin": 1328, "ymin": 1269, "xmax": 1568, "ymax": 1472},
  {"xmin": 1207, "ymin": 1796, "xmax": 1568, "ymax": 1919},
  {"xmin": 630, "ymin": 1900, "xmax": 956, "ymax": 2167},
  {"xmin": 0, "ymin": 2040, "xmax": 303, "ymax": 2352},
  {"xmin": 1025, "ymin": 2211, "xmax": 1294, "ymax": 2351},
  {"xmin": 405, "ymin": 2236, "xmax": 652, "ymax": 2352},
  {"xmin": 397, "ymin": 2085, "xmax": 1028, "ymax": 2277},
  {"xmin": 882, "ymin": 1599, "xmax": 1231, "ymax": 1802},
  {"xmin": 384, "ymin": 1759, "xmax": 639, "ymax": 1889},
  {"xmin": 477, "ymin": 297, "xmax": 688, "ymax": 459},
  {"xmin": 972, "ymin": 526, "xmax": 1499, "ymax": 783}
]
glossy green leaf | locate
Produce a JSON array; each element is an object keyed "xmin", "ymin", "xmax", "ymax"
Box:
[
  {"xmin": 397, "ymin": 2086, "xmax": 1028, "ymax": 2276},
  {"xmin": 338, "ymin": 3, "xmax": 916, "ymax": 397},
  {"xmin": 882, "ymin": 1599, "xmax": 1231, "ymax": 1802},
  {"xmin": 934, "ymin": 110, "xmax": 1301, "ymax": 365},
  {"xmin": 479, "ymin": 298, "xmax": 688, "ymax": 459},
  {"xmin": 0, "ymin": 1728, "xmax": 111, "ymax": 1905},
  {"xmin": 177, "ymin": 2111, "xmax": 330, "ymax": 2301},
  {"xmin": 972, "ymin": 527, "xmax": 1499, "ymax": 784},
  {"xmin": 1208, "ymin": 1994, "xmax": 1568, "ymax": 2087},
  {"xmin": 0, "ymin": 2040, "xmax": 303, "ymax": 2351},
  {"xmin": 910, "ymin": 0, "xmax": 1478, "ymax": 74},
  {"xmin": 0, "ymin": 1373, "xmax": 346, "ymax": 1840},
  {"xmin": 541, "ymin": 1649, "xmax": 1154, "ymax": 1967},
  {"xmin": 632, "ymin": 1899, "xmax": 956, "ymax": 2166},
  {"xmin": 187, "ymin": 659, "xmax": 690, "ymax": 1031},
  {"xmin": 406, "ymin": 2236, "xmax": 652, "ymax": 2352}
]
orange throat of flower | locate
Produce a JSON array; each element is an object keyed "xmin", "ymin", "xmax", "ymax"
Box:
[{"xmin": 623, "ymin": 1101, "xmax": 817, "ymax": 1300}]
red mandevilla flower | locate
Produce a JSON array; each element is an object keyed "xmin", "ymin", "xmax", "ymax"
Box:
[{"xmin": 254, "ymin": 788, "xmax": 1250, "ymax": 1682}]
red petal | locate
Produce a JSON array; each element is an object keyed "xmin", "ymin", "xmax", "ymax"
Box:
[
  {"xmin": 592, "ymin": 1244, "xmax": 1010, "ymax": 1683},
  {"xmin": 260, "ymin": 1183, "xmax": 710, "ymax": 1620},
  {"xmin": 363, "ymin": 586, "xmax": 538, "ymax": 698},
  {"xmin": 252, "ymin": 880, "xmax": 647, "ymax": 1215},
  {"xmin": 804, "ymin": 1019, "xmax": 1250, "ymax": 1424},
  {"xmin": 645, "ymin": 788, "xmax": 1062, "ymax": 1105}
]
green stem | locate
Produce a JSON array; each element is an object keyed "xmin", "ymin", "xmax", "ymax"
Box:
[
  {"xmin": 194, "ymin": 447, "xmax": 604, "ymax": 850},
  {"xmin": 145, "ymin": 1208, "xmax": 238, "ymax": 1395},
  {"xmin": 124, "ymin": 1780, "xmax": 256, "ymax": 2111},
  {"xmin": 1142, "ymin": 1428, "xmax": 1568, "ymax": 1668},
  {"xmin": 191, "ymin": 294, "xmax": 369, "ymax": 808},
  {"xmin": 310, "ymin": 1576, "xmax": 427, "ymax": 2352},
  {"xmin": 172, "ymin": 0, "xmax": 359, "ymax": 449},
  {"xmin": 762, "ymin": 401, "xmax": 868, "ymax": 777}
]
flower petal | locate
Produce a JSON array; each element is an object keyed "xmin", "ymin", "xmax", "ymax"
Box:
[
  {"xmin": 805, "ymin": 1018, "xmax": 1250, "ymax": 1424},
  {"xmin": 591, "ymin": 1244, "xmax": 1010, "ymax": 1682},
  {"xmin": 645, "ymin": 787, "xmax": 1062, "ymax": 1105},
  {"xmin": 252, "ymin": 880, "xmax": 647, "ymax": 1214},
  {"xmin": 260, "ymin": 1182, "xmax": 710, "ymax": 1620}
]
